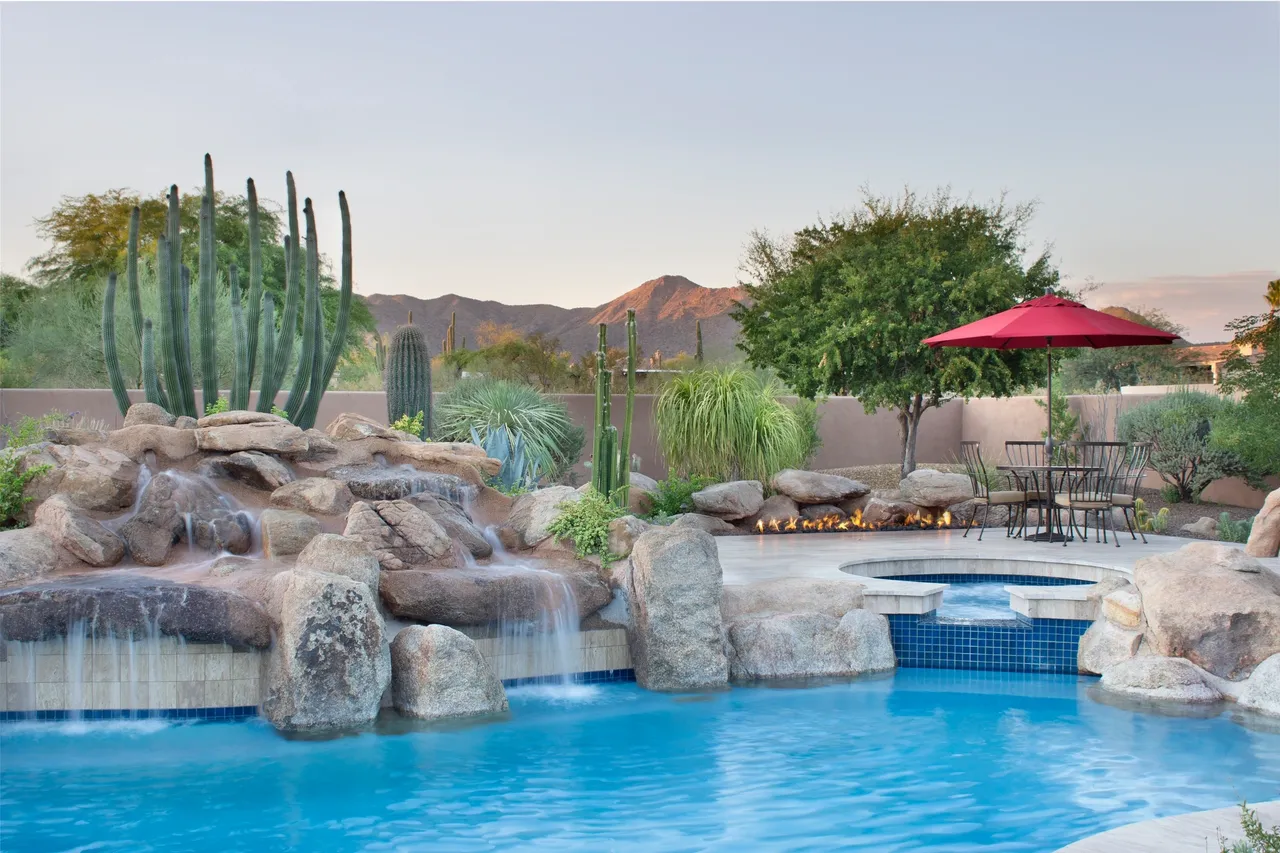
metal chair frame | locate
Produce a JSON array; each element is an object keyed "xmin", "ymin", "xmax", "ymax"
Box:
[
  {"xmin": 1004, "ymin": 440, "xmax": 1050, "ymax": 539},
  {"xmin": 1110, "ymin": 441, "xmax": 1152, "ymax": 544},
  {"xmin": 960, "ymin": 441, "xmax": 1024, "ymax": 541},
  {"xmin": 1053, "ymin": 441, "xmax": 1128, "ymax": 548}
]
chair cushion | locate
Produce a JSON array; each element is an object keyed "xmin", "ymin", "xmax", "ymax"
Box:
[
  {"xmin": 1110, "ymin": 493, "xmax": 1135, "ymax": 506},
  {"xmin": 987, "ymin": 491, "xmax": 1027, "ymax": 504},
  {"xmin": 1053, "ymin": 495, "xmax": 1111, "ymax": 509}
]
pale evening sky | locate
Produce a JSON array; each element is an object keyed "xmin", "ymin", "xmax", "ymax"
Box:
[{"xmin": 1, "ymin": 1, "xmax": 1277, "ymax": 342}]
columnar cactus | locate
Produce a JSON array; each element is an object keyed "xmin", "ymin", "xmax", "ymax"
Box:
[
  {"xmin": 442, "ymin": 311, "xmax": 457, "ymax": 355},
  {"xmin": 591, "ymin": 323, "xmax": 617, "ymax": 498},
  {"xmin": 695, "ymin": 319, "xmax": 704, "ymax": 364},
  {"xmin": 386, "ymin": 321, "xmax": 432, "ymax": 438},
  {"xmin": 101, "ymin": 271, "xmax": 131, "ymax": 415},
  {"xmin": 256, "ymin": 174, "xmax": 302, "ymax": 413},
  {"xmin": 141, "ymin": 319, "xmax": 169, "ymax": 410},
  {"xmin": 197, "ymin": 154, "xmax": 219, "ymax": 412},
  {"xmin": 124, "ymin": 206, "xmax": 144, "ymax": 382},
  {"xmin": 616, "ymin": 309, "xmax": 637, "ymax": 507},
  {"xmin": 229, "ymin": 265, "xmax": 250, "ymax": 411}
]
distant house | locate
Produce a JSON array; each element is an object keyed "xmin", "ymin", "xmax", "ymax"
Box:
[{"xmin": 1177, "ymin": 341, "xmax": 1265, "ymax": 384}]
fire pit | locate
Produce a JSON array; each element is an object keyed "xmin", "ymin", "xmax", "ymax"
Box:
[{"xmin": 754, "ymin": 509, "xmax": 955, "ymax": 534}]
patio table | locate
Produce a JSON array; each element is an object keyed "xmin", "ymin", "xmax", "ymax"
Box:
[{"xmin": 996, "ymin": 463, "xmax": 1101, "ymax": 543}]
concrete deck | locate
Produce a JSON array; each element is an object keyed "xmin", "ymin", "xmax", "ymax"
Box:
[{"xmin": 1055, "ymin": 800, "xmax": 1280, "ymax": 852}]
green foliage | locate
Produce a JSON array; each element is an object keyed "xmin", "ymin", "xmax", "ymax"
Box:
[
  {"xmin": 1056, "ymin": 307, "xmax": 1187, "ymax": 392},
  {"xmin": 1035, "ymin": 385, "xmax": 1081, "ymax": 462},
  {"xmin": 646, "ymin": 475, "xmax": 715, "ymax": 518},
  {"xmin": 391, "ymin": 411, "xmax": 426, "ymax": 436},
  {"xmin": 1133, "ymin": 498, "xmax": 1169, "ymax": 534},
  {"xmin": 270, "ymin": 405, "xmax": 289, "ymax": 420},
  {"xmin": 385, "ymin": 324, "xmax": 432, "ymax": 439},
  {"xmin": 1160, "ymin": 484, "xmax": 1183, "ymax": 505},
  {"xmin": 1117, "ymin": 390, "xmax": 1249, "ymax": 502},
  {"xmin": 790, "ymin": 397, "xmax": 824, "ymax": 466},
  {"xmin": 436, "ymin": 378, "xmax": 584, "ymax": 482},
  {"xmin": 1211, "ymin": 292, "xmax": 1280, "ymax": 482},
  {"xmin": 654, "ymin": 367, "xmax": 811, "ymax": 483},
  {"xmin": 1218, "ymin": 512, "xmax": 1255, "ymax": 544},
  {"xmin": 204, "ymin": 397, "xmax": 230, "ymax": 416},
  {"xmin": 733, "ymin": 188, "xmax": 1055, "ymax": 475},
  {"xmin": 0, "ymin": 449, "xmax": 49, "ymax": 530},
  {"xmin": 470, "ymin": 425, "xmax": 540, "ymax": 493},
  {"xmin": 546, "ymin": 489, "xmax": 624, "ymax": 563},
  {"xmin": 1219, "ymin": 801, "xmax": 1280, "ymax": 853},
  {"xmin": 0, "ymin": 411, "xmax": 66, "ymax": 450}
]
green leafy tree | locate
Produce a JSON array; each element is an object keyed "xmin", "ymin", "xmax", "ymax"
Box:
[
  {"xmin": 1057, "ymin": 307, "xmax": 1187, "ymax": 392},
  {"xmin": 733, "ymin": 188, "xmax": 1055, "ymax": 476},
  {"xmin": 1118, "ymin": 389, "xmax": 1249, "ymax": 501},
  {"xmin": 1210, "ymin": 280, "xmax": 1280, "ymax": 480}
]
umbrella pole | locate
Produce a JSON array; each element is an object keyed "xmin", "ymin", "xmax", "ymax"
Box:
[
  {"xmin": 1046, "ymin": 342, "xmax": 1056, "ymax": 541},
  {"xmin": 1046, "ymin": 343, "xmax": 1053, "ymax": 455}
]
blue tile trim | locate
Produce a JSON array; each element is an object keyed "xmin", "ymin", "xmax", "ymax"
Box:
[
  {"xmin": 881, "ymin": 573, "xmax": 1093, "ymax": 587},
  {"xmin": 887, "ymin": 613, "xmax": 1091, "ymax": 674},
  {"xmin": 502, "ymin": 668, "xmax": 636, "ymax": 688},
  {"xmin": 0, "ymin": 706, "xmax": 259, "ymax": 723}
]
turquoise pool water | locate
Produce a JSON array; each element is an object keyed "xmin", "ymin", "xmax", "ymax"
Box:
[{"xmin": 3, "ymin": 670, "xmax": 1278, "ymax": 852}]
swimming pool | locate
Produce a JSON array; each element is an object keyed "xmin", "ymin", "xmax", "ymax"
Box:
[
  {"xmin": 3, "ymin": 670, "xmax": 1277, "ymax": 852},
  {"xmin": 881, "ymin": 573, "xmax": 1094, "ymax": 620}
]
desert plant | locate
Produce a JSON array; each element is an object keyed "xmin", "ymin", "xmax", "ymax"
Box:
[
  {"xmin": 1134, "ymin": 498, "xmax": 1169, "ymax": 534},
  {"xmin": 646, "ymin": 474, "xmax": 715, "ymax": 518},
  {"xmin": 695, "ymin": 319, "xmax": 704, "ymax": 364},
  {"xmin": 589, "ymin": 315, "xmax": 639, "ymax": 507},
  {"xmin": 385, "ymin": 322, "xmax": 432, "ymax": 439},
  {"xmin": 1117, "ymin": 390, "xmax": 1248, "ymax": 502},
  {"xmin": 204, "ymin": 397, "xmax": 230, "ymax": 416},
  {"xmin": 470, "ymin": 425, "xmax": 540, "ymax": 493},
  {"xmin": 1160, "ymin": 484, "xmax": 1183, "ymax": 504},
  {"xmin": 1035, "ymin": 385, "xmax": 1081, "ymax": 463},
  {"xmin": 654, "ymin": 366, "xmax": 811, "ymax": 483},
  {"xmin": 0, "ymin": 449, "xmax": 49, "ymax": 531},
  {"xmin": 435, "ymin": 378, "xmax": 584, "ymax": 482},
  {"xmin": 391, "ymin": 411, "xmax": 426, "ymax": 437},
  {"xmin": 1219, "ymin": 801, "xmax": 1280, "ymax": 853},
  {"xmin": 546, "ymin": 489, "xmax": 624, "ymax": 563},
  {"xmin": 1218, "ymin": 512, "xmax": 1255, "ymax": 544}
]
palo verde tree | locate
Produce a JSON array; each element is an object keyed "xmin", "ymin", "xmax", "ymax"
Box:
[{"xmin": 733, "ymin": 188, "xmax": 1056, "ymax": 477}]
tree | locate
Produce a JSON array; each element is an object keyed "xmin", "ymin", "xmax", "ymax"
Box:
[
  {"xmin": 1210, "ymin": 280, "xmax": 1280, "ymax": 481},
  {"xmin": 1056, "ymin": 307, "xmax": 1187, "ymax": 392},
  {"xmin": 733, "ymin": 188, "xmax": 1055, "ymax": 476}
]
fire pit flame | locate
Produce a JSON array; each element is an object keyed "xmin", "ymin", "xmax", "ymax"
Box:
[{"xmin": 754, "ymin": 509, "xmax": 952, "ymax": 534}]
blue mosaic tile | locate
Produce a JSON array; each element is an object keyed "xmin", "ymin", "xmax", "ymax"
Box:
[
  {"xmin": 881, "ymin": 573, "xmax": 1092, "ymax": 587},
  {"xmin": 886, "ymin": 614, "xmax": 1091, "ymax": 674},
  {"xmin": 0, "ymin": 706, "xmax": 259, "ymax": 723},
  {"xmin": 502, "ymin": 669, "xmax": 636, "ymax": 688}
]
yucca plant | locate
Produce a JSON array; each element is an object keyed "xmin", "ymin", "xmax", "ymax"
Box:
[
  {"xmin": 654, "ymin": 366, "xmax": 810, "ymax": 483},
  {"xmin": 435, "ymin": 377, "xmax": 584, "ymax": 482}
]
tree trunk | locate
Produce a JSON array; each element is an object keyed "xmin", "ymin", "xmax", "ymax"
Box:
[{"xmin": 898, "ymin": 394, "xmax": 927, "ymax": 479}]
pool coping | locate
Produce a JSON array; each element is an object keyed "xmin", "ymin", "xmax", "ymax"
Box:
[{"xmin": 1054, "ymin": 799, "xmax": 1280, "ymax": 852}]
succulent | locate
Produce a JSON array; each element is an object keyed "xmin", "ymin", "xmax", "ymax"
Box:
[{"xmin": 470, "ymin": 425, "xmax": 539, "ymax": 493}]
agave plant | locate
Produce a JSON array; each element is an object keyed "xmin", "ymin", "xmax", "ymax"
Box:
[{"xmin": 470, "ymin": 425, "xmax": 541, "ymax": 493}]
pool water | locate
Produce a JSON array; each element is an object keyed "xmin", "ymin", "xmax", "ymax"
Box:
[
  {"xmin": 938, "ymin": 581, "xmax": 1027, "ymax": 618},
  {"xmin": 3, "ymin": 671, "xmax": 1278, "ymax": 852}
]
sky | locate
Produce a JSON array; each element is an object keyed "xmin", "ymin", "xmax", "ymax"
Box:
[{"xmin": 1, "ymin": 2, "xmax": 1277, "ymax": 342}]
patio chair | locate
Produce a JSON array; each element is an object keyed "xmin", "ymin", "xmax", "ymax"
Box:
[
  {"xmin": 959, "ymin": 441, "xmax": 1026, "ymax": 541},
  {"xmin": 1004, "ymin": 440, "xmax": 1051, "ymax": 538},
  {"xmin": 1110, "ymin": 441, "xmax": 1152, "ymax": 543},
  {"xmin": 1052, "ymin": 441, "xmax": 1128, "ymax": 548}
]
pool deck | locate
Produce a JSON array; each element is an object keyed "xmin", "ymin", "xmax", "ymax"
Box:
[{"xmin": 1054, "ymin": 799, "xmax": 1280, "ymax": 852}]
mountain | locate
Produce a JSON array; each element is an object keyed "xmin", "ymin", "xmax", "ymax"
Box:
[{"xmin": 363, "ymin": 275, "xmax": 746, "ymax": 363}]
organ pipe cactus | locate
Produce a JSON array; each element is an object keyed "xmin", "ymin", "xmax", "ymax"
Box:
[
  {"xmin": 141, "ymin": 319, "xmax": 169, "ymax": 410},
  {"xmin": 244, "ymin": 179, "xmax": 265, "ymax": 384},
  {"xmin": 101, "ymin": 272, "xmax": 132, "ymax": 415},
  {"xmin": 616, "ymin": 309, "xmax": 637, "ymax": 508},
  {"xmin": 294, "ymin": 191, "xmax": 354, "ymax": 431},
  {"xmin": 591, "ymin": 323, "xmax": 618, "ymax": 498},
  {"xmin": 256, "ymin": 175, "xmax": 302, "ymax": 414},
  {"xmin": 385, "ymin": 321, "xmax": 432, "ymax": 439},
  {"xmin": 228, "ymin": 265, "xmax": 250, "ymax": 411},
  {"xmin": 125, "ymin": 206, "xmax": 144, "ymax": 381},
  {"xmin": 197, "ymin": 154, "xmax": 219, "ymax": 411},
  {"xmin": 284, "ymin": 198, "xmax": 322, "ymax": 420}
]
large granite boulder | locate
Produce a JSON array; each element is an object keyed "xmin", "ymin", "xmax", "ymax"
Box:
[
  {"xmin": 270, "ymin": 477, "xmax": 354, "ymax": 515},
  {"xmin": 22, "ymin": 443, "xmax": 139, "ymax": 512},
  {"xmin": 1181, "ymin": 516, "xmax": 1219, "ymax": 538},
  {"xmin": 325, "ymin": 412, "xmax": 407, "ymax": 442},
  {"xmin": 746, "ymin": 495, "xmax": 801, "ymax": 530},
  {"xmin": 380, "ymin": 562, "xmax": 611, "ymax": 624},
  {"xmin": 726, "ymin": 610, "xmax": 895, "ymax": 681},
  {"xmin": 1078, "ymin": 620, "xmax": 1144, "ymax": 675},
  {"xmin": 295, "ymin": 533, "xmax": 381, "ymax": 594},
  {"xmin": 374, "ymin": 442, "xmax": 500, "ymax": 488},
  {"xmin": 259, "ymin": 509, "xmax": 322, "ymax": 559},
  {"xmin": 262, "ymin": 569, "xmax": 391, "ymax": 731},
  {"xmin": 668, "ymin": 513, "xmax": 737, "ymax": 535},
  {"xmin": 1133, "ymin": 542, "xmax": 1280, "ymax": 678},
  {"xmin": 33, "ymin": 494, "xmax": 124, "ymax": 567},
  {"xmin": 119, "ymin": 472, "xmax": 252, "ymax": 565},
  {"xmin": 1246, "ymin": 487, "xmax": 1280, "ymax": 558},
  {"xmin": 391, "ymin": 624, "xmax": 508, "ymax": 720},
  {"xmin": 404, "ymin": 492, "xmax": 491, "ymax": 559},
  {"xmin": 721, "ymin": 577, "xmax": 865, "ymax": 622},
  {"xmin": 1238, "ymin": 652, "xmax": 1280, "ymax": 717},
  {"xmin": 196, "ymin": 410, "xmax": 290, "ymax": 428},
  {"xmin": 327, "ymin": 464, "xmax": 472, "ymax": 503},
  {"xmin": 860, "ymin": 497, "xmax": 917, "ymax": 527},
  {"xmin": 0, "ymin": 528, "xmax": 59, "ymax": 587},
  {"xmin": 898, "ymin": 469, "xmax": 973, "ymax": 509},
  {"xmin": 1102, "ymin": 585, "xmax": 1143, "ymax": 629},
  {"xmin": 504, "ymin": 486, "xmax": 580, "ymax": 549},
  {"xmin": 627, "ymin": 527, "xmax": 728, "ymax": 691},
  {"xmin": 770, "ymin": 469, "xmax": 869, "ymax": 505},
  {"xmin": 1098, "ymin": 656, "xmax": 1221, "ymax": 704},
  {"xmin": 628, "ymin": 472, "xmax": 660, "ymax": 515},
  {"xmin": 691, "ymin": 481, "xmax": 764, "ymax": 520},
  {"xmin": 343, "ymin": 500, "xmax": 459, "ymax": 570},
  {"xmin": 0, "ymin": 574, "xmax": 272, "ymax": 648},
  {"xmin": 608, "ymin": 515, "xmax": 650, "ymax": 558},
  {"xmin": 195, "ymin": 421, "xmax": 309, "ymax": 454},
  {"xmin": 123, "ymin": 402, "xmax": 175, "ymax": 428},
  {"xmin": 197, "ymin": 451, "xmax": 295, "ymax": 491},
  {"xmin": 106, "ymin": 424, "xmax": 199, "ymax": 462}
]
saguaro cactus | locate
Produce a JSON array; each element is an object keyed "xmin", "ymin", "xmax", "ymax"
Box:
[
  {"xmin": 442, "ymin": 311, "xmax": 457, "ymax": 355},
  {"xmin": 386, "ymin": 321, "xmax": 432, "ymax": 438},
  {"xmin": 695, "ymin": 319, "xmax": 704, "ymax": 364}
]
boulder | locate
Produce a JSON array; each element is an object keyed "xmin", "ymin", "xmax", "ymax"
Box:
[
  {"xmin": 1238, "ymin": 652, "xmax": 1280, "ymax": 717},
  {"xmin": 375, "ymin": 442, "xmax": 500, "ymax": 487},
  {"xmin": 209, "ymin": 554, "xmax": 255, "ymax": 577},
  {"xmin": 42, "ymin": 426, "xmax": 108, "ymax": 446},
  {"xmin": 197, "ymin": 451, "xmax": 295, "ymax": 491},
  {"xmin": 194, "ymin": 421, "xmax": 309, "ymax": 455},
  {"xmin": 405, "ymin": 492, "xmax": 491, "ymax": 558},
  {"xmin": 770, "ymin": 469, "xmax": 869, "ymax": 504},
  {"xmin": 270, "ymin": 478, "xmax": 354, "ymax": 515},
  {"xmin": 0, "ymin": 528, "xmax": 59, "ymax": 587},
  {"xmin": 295, "ymin": 533, "xmax": 381, "ymax": 593},
  {"xmin": 800, "ymin": 504, "xmax": 847, "ymax": 522},
  {"xmin": 119, "ymin": 472, "xmax": 252, "ymax": 565},
  {"xmin": 1181, "ymin": 516, "xmax": 1219, "ymax": 537},
  {"xmin": 327, "ymin": 463, "xmax": 472, "ymax": 503},
  {"xmin": 1102, "ymin": 585, "xmax": 1143, "ymax": 628},
  {"xmin": 608, "ymin": 515, "xmax": 651, "ymax": 558},
  {"xmin": 691, "ymin": 481, "xmax": 764, "ymax": 520},
  {"xmin": 726, "ymin": 610, "xmax": 895, "ymax": 681},
  {"xmin": 33, "ymin": 494, "xmax": 124, "ymax": 567},
  {"xmin": 721, "ymin": 577, "xmax": 865, "ymax": 622},
  {"xmin": 1133, "ymin": 542, "xmax": 1280, "ymax": 678},
  {"xmin": 261, "ymin": 569, "xmax": 391, "ymax": 731},
  {"xmin": 627, "ymin": 527, "xmax": 728, "ymax": 691},
  {"xmin": 173, "ymin": 416, "xmax": 199, "ymax": 430},
  {"xmin": 627, "ymin": 472, "xmax": 660, "ymax": 515},
  {"xmin": 1078, "ymin": 620, "xmax": 1144, "ymax": 675},
  {"xmin": 838, "ymin": 494, "xmax": 872, "ymax": 517},
  {"xmin": 1099, "ymin": 656, "xmax": 1221, "ymax": 704},
  {"xmin": 105, "ymin": 424, "xmax": 199, "ymax": 461},
  {"xmin": 746, "ymin": 495, "xmax": 801, "ymax": 530},
  {"xmin": 898, "ymin": 469, "xmax": 973, "ymax": 509},
  {"xmin": 343, "ymin": 500, "xmax": 458, "ymax": 570},
  {"xmin": 504, "ymin": 486, "xmax": 580, "ymax": 549},
  {"xmin": 259, "ymin": 509, "xmax": 322, "ymax": 559},
  {"xmin": 196, "ymin": 410, "xmax": 290, "ymax": 428},
  {"xmin": 669, "ymin": 513, "xmax": 737, "ymax": 535},
  {"xmin": 23, "ymin": 444, "xmax": 139, "ymax": 512},
  {"xmin": 0, "ymin": 574, "xmax": 272, "ymax": 648},
  {"xmin": 860, "ymin": 497, "xmax": 916, "ymax": 527},
  {"xmin": 380, "ymin": 562, "xmax": 611, "ymax": 624},
  {"xmin": 324, "ymin": 412, "xmax": 405, "ymax": 442},
  {"xmin": 300, "ymin": 429, "xmax": 339, "ymax": 458},
  {"xmin": 391, "ymin": 624, "xmax": 508, "ymax": 720},
  {"xmin": 124, "ymin": 402, "xmax": 176, "ymax": 427},
  {"xmin": 1246, "ymin": 487, "xmax": 1280, "ymax": 558}
]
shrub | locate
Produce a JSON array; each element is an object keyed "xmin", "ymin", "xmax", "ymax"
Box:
[
  {"xmin": 204, "ymin": 397, "xmax": 230, "ymax": 416},
  {"xmin": 646, "ymin": 474, "xmax": 715, "ymax": 518},
  {"xmin": 1219, "ymin": 801, "xmax": 1280, "ymax": 853},
  {"xmin": 546, "ymin": 489, "xmax": 624, "ymax": 563},
  {"xmin": 1117, "ymin": 390, "xmax": 1248, "ymax": 503},
  {"xmin": 1218, "ymin": 513, "xmax": 1255, "ymax": 544},
  {"xmin": 435, "ymin": 378, "xmax": 584, "ymax": 482},
  {"xmin": 0, "ymin": 448, "xmax": 50, "ymax": 530},
  {"xmin": 1160, "ymin": 484, "xmax": 1183, "ymax": 505},
  {"xmin": 390, "ymin": 411, "xmax": 426, "ymax": 436},
  {"xmin": 654, "ymin": 367, "xmax": 811, "ymax": 483}
]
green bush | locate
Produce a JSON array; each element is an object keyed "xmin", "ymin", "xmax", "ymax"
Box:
[
  {"xmin": 646, "ymin": 474, "xmax": 715, "ymax": 518},
  {"xmin": 654, "ymin": 367, "xmax": 811, "ymax": 483},
  {"xmin": 1160, "ymin": 484, "xmax": 1183, "ymax": 505},
  {"xmin": 1117, "ymin": 390, "xmax": 1249, "ymax": 503},
  {"xmin": 204, "ymin": 397, "xmax": 230, "ymax": 416},
  {"xmin": 1219, "ymin": 801, "xmax": 1280, "ymax": 853},
  {"xmin": 1218, "ymin": 513, "xmax": 1255, "ymax": 544},
  {"xmin": 435, "ymin": 378, "xmax": 584, "ymax": 482},
  {"xmin": 546, "ymin": 489, "xmax": 624, "ymax": 563},
  {"xmin": 390, "ymin": 411, "xmax": 426, "ymax": 437}
]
